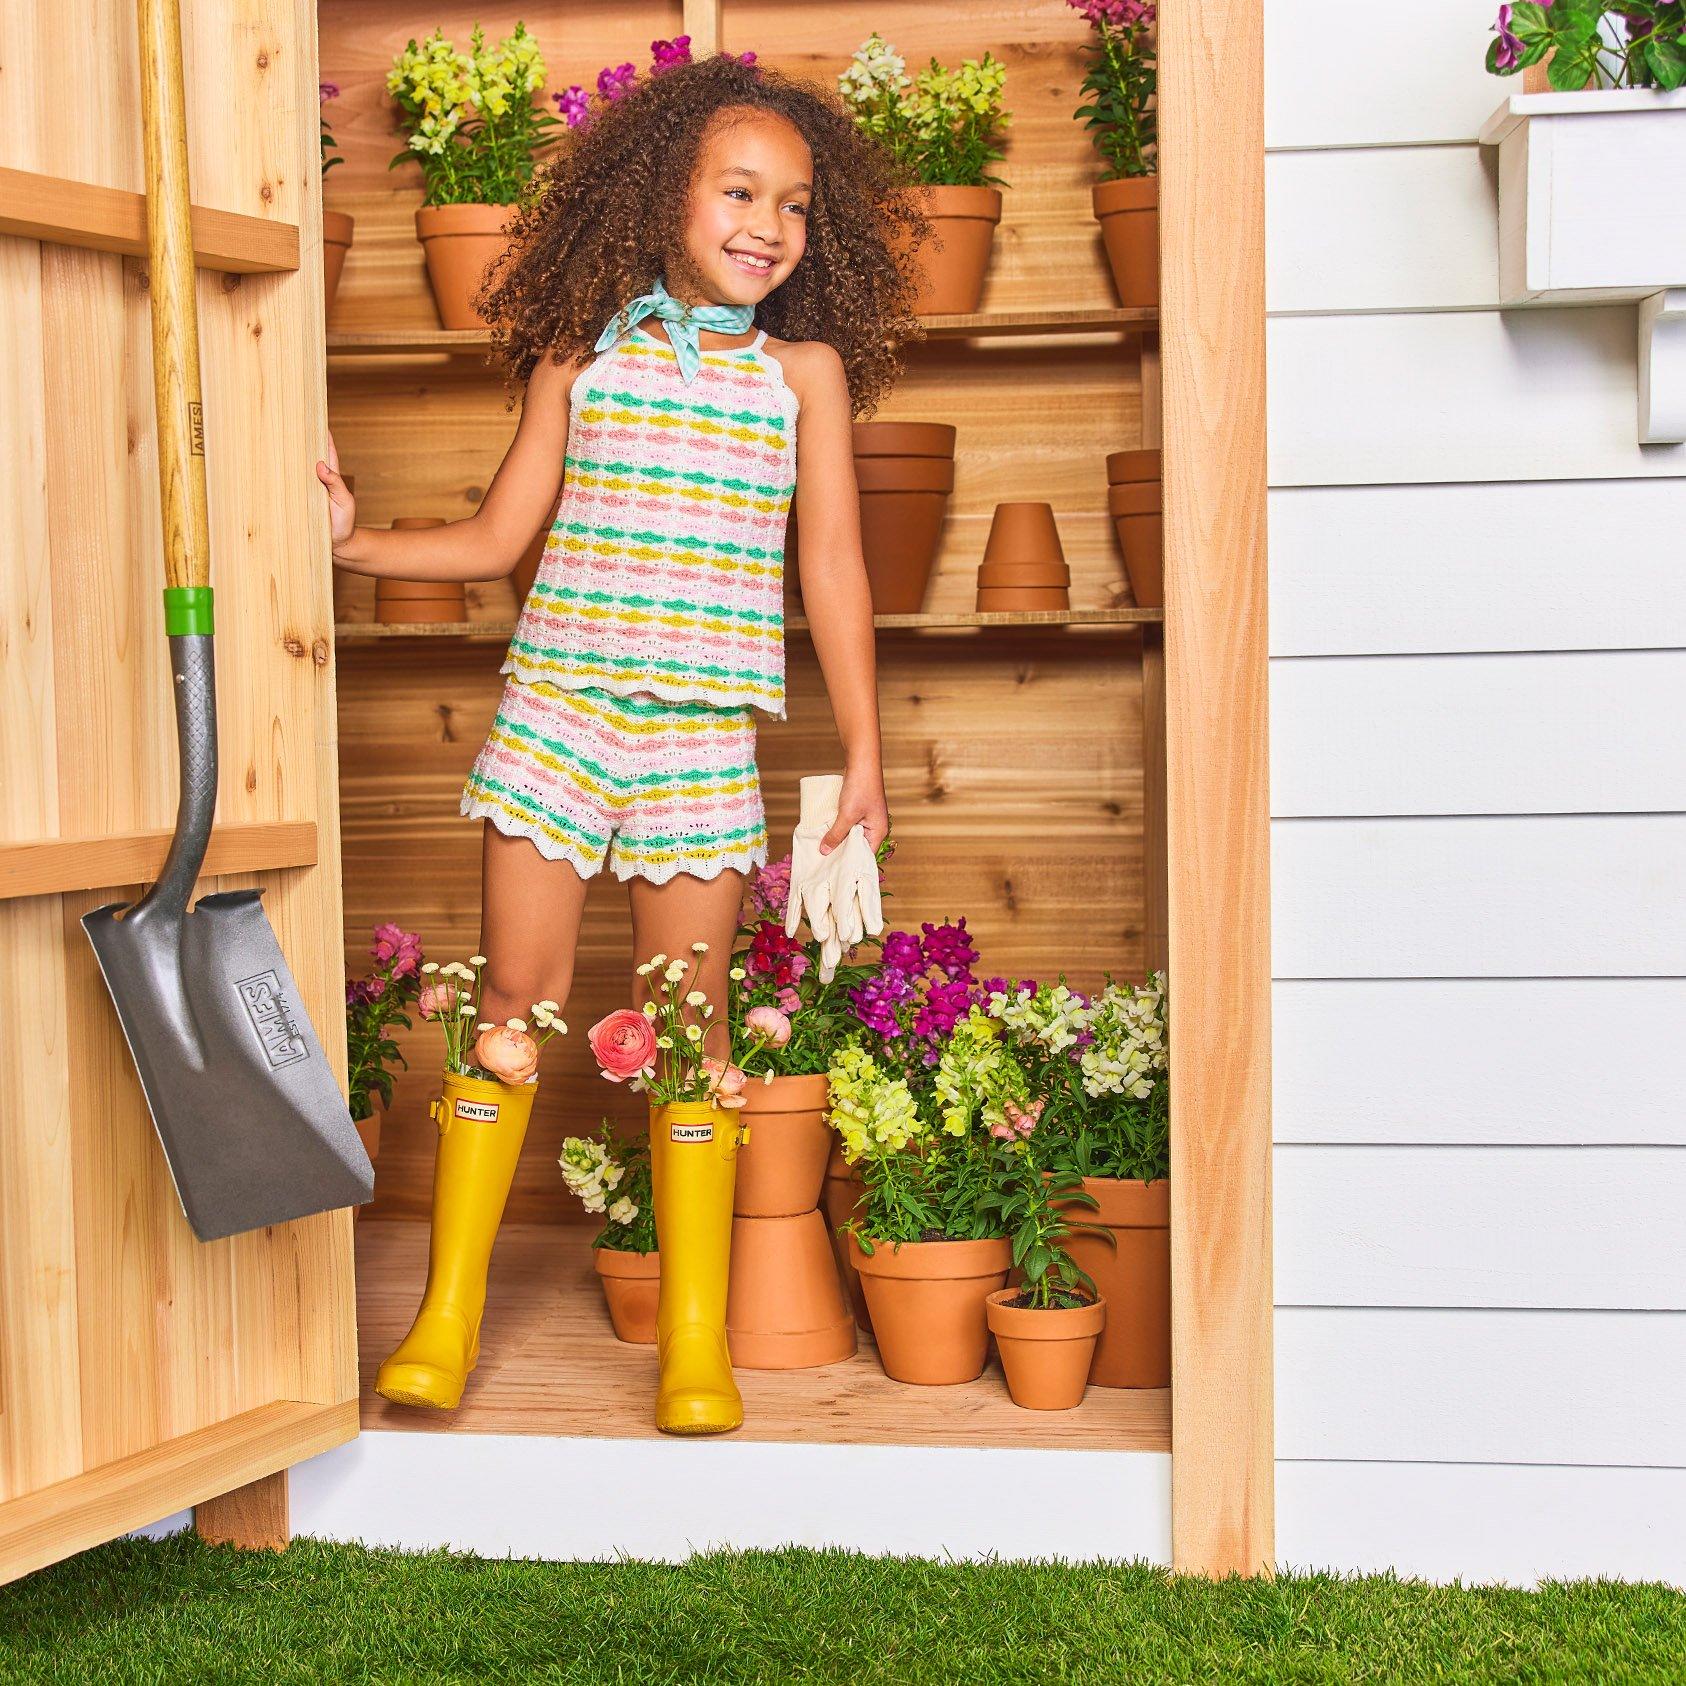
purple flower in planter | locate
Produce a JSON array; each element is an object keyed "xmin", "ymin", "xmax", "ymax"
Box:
[
  {"xmin": 850, "ymin": 968, "xmax": 913, "ymax": 1037},
  {"xmin": 920, "ymin": 917, "xmax": 978, "ymax": 980},
  {"xmin": 1493, "ymin": 4, "xmax": 1526, "ymax": 70},
  {"xmin": 598, "ymin": 61, "xmax": 638, "ymax": 101},
  {"xmin": 651, "ymin": 35, "xmax": 693, "ymax": 75},
  {"xmin": 554, "ymin": 84, "xmax": 591, "ymax": 128},
  {"xmin": 319, "ymin": 80, "xmax": 340, "ymax": 103},
  {"xmin": 881, "ymin": 929, "xmax": 924, "ymax": 975}
]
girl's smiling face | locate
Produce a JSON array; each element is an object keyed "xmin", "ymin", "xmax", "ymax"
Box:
[{"xmin": 675, "ymin": 107, "xmax": 813, "ymax": 309}]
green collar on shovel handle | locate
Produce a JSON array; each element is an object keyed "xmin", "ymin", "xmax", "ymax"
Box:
[{"xmin": 163, "ymin": 584, "xmax": 213, "ymax": 636}]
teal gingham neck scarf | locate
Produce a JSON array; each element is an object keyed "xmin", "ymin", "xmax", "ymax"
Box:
[{"xmin": 594, "ymin": 277, "xmax": 755, "ymax": 382}]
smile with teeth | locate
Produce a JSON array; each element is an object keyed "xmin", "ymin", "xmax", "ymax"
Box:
[{"xmin": 726, "ymin": 249, "xmax": 775, "ymax": 273}]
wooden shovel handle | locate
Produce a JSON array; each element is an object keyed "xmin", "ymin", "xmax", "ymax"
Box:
[{"xmin": 136, "ymin": 0, "xmax": 211, "ymax": 594}]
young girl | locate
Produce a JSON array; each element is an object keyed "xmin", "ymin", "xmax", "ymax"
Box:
[{"xmin": 317, "ymin": 55, "xmax": 922, "ymax": 1431}]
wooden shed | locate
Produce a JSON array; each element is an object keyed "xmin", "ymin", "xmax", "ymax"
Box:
[{"xmin": 7, "ymin": 0, "xmax": 1674, "ymax": 1590}]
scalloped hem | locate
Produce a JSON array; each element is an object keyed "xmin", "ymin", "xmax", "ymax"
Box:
[
  {"xmin": 498, "ymin": 659, "xmax": 787, "ymax": 722},
  {"xmin": 608, "ymin": 840, "xmax": 768, "ymax": 888},
  {"xmin": 461, "ymin": 799, "xmax": 605, "ymax": 882}
]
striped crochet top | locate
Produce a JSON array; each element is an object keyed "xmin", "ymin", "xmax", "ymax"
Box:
[{"xmin": 504, "ymin": 327, "xmax": 798, "ymax": 718}]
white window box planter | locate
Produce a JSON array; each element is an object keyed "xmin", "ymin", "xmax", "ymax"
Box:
[{"xmin": 1480, "ymin": 89, "xmax": 1686, "ymax": 441}]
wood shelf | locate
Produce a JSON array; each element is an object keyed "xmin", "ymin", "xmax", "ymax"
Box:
[
  {"xmin": 324, "ymin": 306, "xmax": 1159, "ymax": 364},
  {"xmin": 333, "ymin": 608, "xmax": 1161, "ymax": 644},
  {"xmin": 357, "ymin": 1220, "xmax": 1171, "ymax": 1452}
]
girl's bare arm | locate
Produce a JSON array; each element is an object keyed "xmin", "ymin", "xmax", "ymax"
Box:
[
  {"xmin": 318, "ymin": 352, "xmax": 579, "ymax": 581},
  {"xmin": 780, "ymin": 340, "xmax": 890, "ymax": 850}
]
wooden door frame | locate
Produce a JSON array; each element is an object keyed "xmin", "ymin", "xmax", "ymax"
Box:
[{"xmin": 1160, "ymin": 0, "xmax": 1275, "ymax": 1575}]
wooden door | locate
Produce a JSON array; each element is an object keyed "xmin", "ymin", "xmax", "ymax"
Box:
[{"xmin": 0, "ymin": 0, "xmax": 356, "ymax": 1582}]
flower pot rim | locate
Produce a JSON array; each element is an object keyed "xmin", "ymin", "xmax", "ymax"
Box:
[
  {"xmin": 1063, "ymin": 1174, "xmax": 1170, "ymax": 1226},
  {"xmin": 1092, "ymin": 176, "xmax": 1159, "ymax": 212},
  {"xmin": 321, "ymin": 208, "xmax": 356, "ymax": 239},
  {"xmin": 985, "ymin": 1285, "xmax": 1107, "ymax": 1340},
  {"xmin": 415, "ymin": 202, "xmax": 519, "ymax": 232},
  {"xmin": 848, "ymin": 1233, "xmax": 1011, "ymax": 1279},
  {"xmin": 911, "ymin": 183, "xmax": 1005, "ymax": 219},
  {"xmin": 593, "ymin": 1245, "xmax": 660, "ymax": 1278},
  {"xmin": 1107, "ymin": 447, "xmax": 1162, "ymax": 484},
  {"xmin": 442, "ymin": 1068, "xmax": 535, "ymax": 1099},
  {"xmin": 854, "ymin": 458, "xmax": 955, "ymax": 493},
  {"xmin": 738, "ymin": 1071, "xmax": 829, "ymax": 1111},
  {"xmin": 651, "ymin": 1097, "xmax": 732, "ymax": 1121},
  {"xmin": 852, "ymin": 421, "xmax": 958, "ymax": 458}
]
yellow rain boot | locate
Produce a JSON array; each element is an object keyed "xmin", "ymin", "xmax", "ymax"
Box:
[
  {"xmin": 375, "ymin": 1071, "xmax": 536, "ymax": 1411},
  {"xmin": 651, "ymin": 1099, "xmax": 744, "ymax": 1435}
]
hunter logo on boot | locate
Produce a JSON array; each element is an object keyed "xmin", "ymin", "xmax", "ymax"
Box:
[
  {"xmin": 670, "ymin": 1121, "xmax": 714, "ymax": 1143},
  {"xmin": 455, "ymin": 1098, "xmax": 500, "ymax": 1123}
]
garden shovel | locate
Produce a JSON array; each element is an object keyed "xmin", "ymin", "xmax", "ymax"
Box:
[{"xmin": 81, "ymin": 0, "xmax": 372, "ymax": 1242}]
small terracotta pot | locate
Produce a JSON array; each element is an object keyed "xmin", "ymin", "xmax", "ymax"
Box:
[
  {"xmin": 1061, "ymin": 1178, "xmax": 1170, "ymax": 1388},
  {"xmin": 975, "ymin": 587, "xmax": 1071, "ymax": 612},
  {"xmin": 983, "ymin": 502, "xmax": 1065, "ymax": 567},
  {"xmin": 1106, "ymin": 451, "xmax": 1163, "ymax": 609},
  {"xmin": 977, "ymin": 562, "xmax": 1071, "ymax": 588},
  {"xmin": 822, "ymin": 1143, "xmax": 871, "ymax": 1333},
  {"xmin": 726, "ymin": 1211, "xmax": 856, "ymax": 1369},
  {"xmin": 322, "ymin": 209, "xmax": 354, "ymax": 319},
  {"xmin": 850, "ymin": 1234, "xmax": 1011, "ymax": 1385},
  {"xmin": 905, "ymin": 185, "xmax": 1004, "ymax": 314},
  {"xmin": 985, "ymin": 1290, "xmax": 1107, "ymax": 1410},
  {"xmin": 734, "ymin": 1074, "xmax": 831, "ymax": 1217},
  {"xmin": 855, "ymin": 455, "xmax": 955, "ymax": 615},
  {"xmin": 852, "ymin": 421, "xmax": 958, "ymax": 459},
  {"xmin": 415, "ymin": 203, "xmax": 516, "ymax": 330},
  {"xmin": 1093, "ymin": 177, "xmax": 1159, "ymax": 308},
  {"xmin": 594, "ymin": 1246, "xmax": 660, "ymax": 1345}
]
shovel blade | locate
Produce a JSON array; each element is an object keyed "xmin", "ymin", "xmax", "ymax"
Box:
[{"xmin": 82, "ymin": 885, "xmax": 373, "ymax": 1242}]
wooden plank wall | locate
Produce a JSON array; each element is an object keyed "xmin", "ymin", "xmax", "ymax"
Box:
[
  {"xmin": 319, "ymin": 0, "xmax": 1152, "ymax": 1221},
  {"xmin": 0, "ymin": 0, "xmax": 356, "ymax": 1534}
]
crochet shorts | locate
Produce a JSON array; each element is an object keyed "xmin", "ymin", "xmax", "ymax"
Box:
[{"xmin": 461, "ymin": 677, "xmax": 768, "ymax": 885}]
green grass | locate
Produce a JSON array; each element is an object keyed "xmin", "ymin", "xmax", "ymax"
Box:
[{"xmin": 3, "ymin": 1536, "xmax": 1684, "ymax": 1684}]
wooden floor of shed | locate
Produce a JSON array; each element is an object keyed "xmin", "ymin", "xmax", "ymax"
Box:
[{"xmin": 356, "ymin": 1220, "xmax": 1171, "ymax": 1451}]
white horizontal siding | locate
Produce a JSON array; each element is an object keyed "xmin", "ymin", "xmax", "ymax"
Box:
[
  {"xmin": 1275, "ymin": 1145, "xmax": 1686, "ymax": 1310},
  {"xmin": 1278, "ymin": 1462, "xmax": 1686, "ymax": 1585},
  {"xmin": 1266, "ymin": 0, "xmax": 1511, "ymax": 151},
  {"xmin": 1270, "ymin": 651, "xmax": 1686, "ymax": 817},
  {"xmin": 1267, "ymin": 147, "xmax": 1498, "ymax": 314},
  {"xmin": 1272, "ymin": 815, "xmax": 1686, "ymax": 977},
  {"xmin": 1278, "ymin": 1307, "xmax": 1686, "ymax": 1465},
  {"xmin": 1273, "ymin": 979, "xmax": 1686, "ymax": 1145},
  {"xmin": 1268, "ymin": 309, "xmax": 1686, "ymax": 487},
  {"xmin": 1269, "ymin": 479, "xmax": 1686, "ymax": 656}
]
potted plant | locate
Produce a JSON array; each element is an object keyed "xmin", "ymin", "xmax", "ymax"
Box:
[
  {"xmin": 830, "ymin": 992, "xmax": 1025, "ymax": 1386},
  {"xmin": 388, "ymin": 23, "xmax": 558, "ymax": 330},
  {"xmin": 990, "ymin": 971, "xmax": 1170, "ymax": 1389},
  {"xmin": 560, "ymin": 1122, "xmax": 659, "ymax": 1344},
  {"xmin": 320, "ymin": 80, "xmax": 354, "ymax": 317},
  {"xmin": 839, "ymin": 34, "xmax": 1009, "ymax": 313},
  {"xmin": 982, "ymin": 1159, "xmax": 1107, "ymax": 1410},
  {"xmin": 344, "ymin": 921, "xmax": 424, "ymax": 1177},
  {"xmin": 1481, "ymin": 5, "xmax": 1686, "ymax": 392},
  {"xmin": 1069, "ymin": 0, "xmax": 1159, "ymax": 308}
]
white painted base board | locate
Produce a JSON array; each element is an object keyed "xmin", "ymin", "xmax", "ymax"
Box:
[{"xmin": 287, "ymin": 1432, "xmax": 1172, "ymax": 1565}]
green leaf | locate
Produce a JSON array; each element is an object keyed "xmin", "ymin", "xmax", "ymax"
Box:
[{"xmin": 1646, "ymin": 35, "xmax": 1686, "ymax": 90}]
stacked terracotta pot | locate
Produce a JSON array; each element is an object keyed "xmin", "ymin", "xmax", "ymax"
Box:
[
  {"xmin": 724, "ymin": 1076, "xmax": 856, "ymax": 1369},
  {"xmin": 594, "ymin": 1246, "xmax": 660, "ymax": 1344},
  {"xmin": 976, "ymin": 503, "xmax": 1070, "ymax": 612},
  {"xmin": 821, "ymin": 1142, "xmax": 871, "ymax": 1333},
  {"xmin": 374, "ymin": 517, "xmax": 465, "ymax": 625},
  {"xmin": 1107, "ymin": 450, "xmax": 1163, "ymax": 609},
  {"xmin": 323, "ymin": 210, "xmax": 355, "ymax": 318},
  {"xmin": 1059, "ymin": 1177, "xmax": 1170, "ymax": 1389},
  {"xmin": 791, "ymin": 424, "xmax": 956, "ymax": 616}
]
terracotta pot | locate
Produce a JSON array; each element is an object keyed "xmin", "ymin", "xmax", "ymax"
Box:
[
  {"xmin": 375, "ymin": 519, "xmax": 466, "ymax": 624},
  {"xmin": 726, "ymin": 1211, "xmax": 855, "ymax": 1368},
  {"xmin": 985, "ymin": 1289, "xmax": 1106, "ymax": 1410},
  {"xmin": 415, "ymin": 203, "xmax": 516, "ymax": 330},
  {"xmin": 322, "ymin": 209, "xmax": 354, "ymax": 319},
  {"xmin": 822, "ymin": 1142, "xmax": 871, "ymax": 1333},
  {"xmin": 976, "ymin": 562, "xmax": 1071, "ymax": 588},
  {"xmin": 1093, "ymin": 177, "xmax": 1159, "ymax": 308},
  {"xmin": 734, "ymin": 1074, "xmax": 831, "ymax": 1217},
  {"xmin": 855, "ymin": 456, "xmax": 955, "ymax": 615},
  {"xmin": 906, "ymin": 185, "xmax": 1004, "ymax": 314},
  {"xmin": 1061, "ymin": 1178, "xmax": 1170, "ymax": 1388},
  {"xmin": 1107, "ymin": 448, "xmax": 1161, "ymax": 486},
  {"xmin": 849, "ymin": 1234, "xmax": 1011, "ymax": 1385},
  {"xmin": 975, "ymin": 587, "xmax": 1071, "ymax": 612},
  {"xmin": 983, "ymin": 502, "xmax": 1065, "ymax": 567},
  {"xmin": 852, "ymin": 421, "xmax": 958, "ymax": 459},
  {"xmin": 594, "ymin": 1246, "xmax": 660, "ymax": 1345},
  {"xmin": 1106, "ymin": 453, "xmax": 1163, "ymax": 610}
]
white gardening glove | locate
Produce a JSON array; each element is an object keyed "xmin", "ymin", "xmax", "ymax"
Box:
[
  {"xmin": 816, "ymin": 824, "xmax": 884, "ymax": 979},
  {"xmin": 785, "ymin": 774, "xmax": 842, "ymax": 951}
]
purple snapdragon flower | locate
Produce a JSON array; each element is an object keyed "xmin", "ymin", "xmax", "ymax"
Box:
[
  {"xmin": 554, "ymin": 84, "xmax": 591, "ymax": 128},
  {"xmin": 920, "ymin": 917, "xmax": 978, "ymax": 980},
  {"xmin": 651, "ymin": 35, "xmax": 693, "ymax": 75},
  {"xmin": 598, "ymin": 61, "xmax": 638, "ymax": 101}
]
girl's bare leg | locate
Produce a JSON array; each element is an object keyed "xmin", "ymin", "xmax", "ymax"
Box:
[
  {"xmin": 628, "ymin": 869, "xmax": 747, "ymax": 1047},
  {"xmin": 478, "ymin": 822, "xmax": 591, "ymax": 1025}
]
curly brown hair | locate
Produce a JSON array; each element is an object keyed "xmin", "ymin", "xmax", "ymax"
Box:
[{"xmin": 479, "ymin": 54, "xmax": 927, "ymax": 416}]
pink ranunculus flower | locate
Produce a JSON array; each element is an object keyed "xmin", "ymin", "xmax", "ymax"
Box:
[
  {"xmin": 590, "ymin": 1008, "xmax": 658, "ymax": 1083},
  {"xmin": 476, "ymin": 1025, "xmax": 539, "ymax": 1085},
  {"xmin": 700, "ymin": 1055, "xmax": 748, "ymax": 1108},
  {"xmin": 417, "ymin": 980, "xmax": 460, "ymax": 1020},
  {"xmin": 745, "ymin": 1005, "xmax": 792, "ymax": 1049}
]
